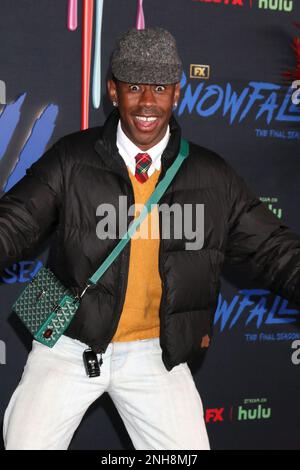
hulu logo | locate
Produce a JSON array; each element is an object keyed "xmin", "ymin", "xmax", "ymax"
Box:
[
  {"xmin": 260, "ymin": 198, "xmax": 282, "ymax": 220},
  {"xmin": 268, "ymin": 204, "xmax": 282, "ymax": 219},
  {"xmin": 238, "ymin": 405, "xmax": 271, "ymax": 421},
  {"xmin": 258, "ymin": 0, "xmax": 293, "ymax": 12}
]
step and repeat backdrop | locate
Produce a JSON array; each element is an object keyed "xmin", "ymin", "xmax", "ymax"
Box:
[{"xmin": 0, "ymin": 0, "xmax": 299, "ymax": 450}]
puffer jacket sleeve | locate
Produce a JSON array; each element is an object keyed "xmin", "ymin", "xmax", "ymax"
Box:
[
  {"xmin": 224, "ymin": 162, "xmax": 300, "ymax": 306},
  {"xmin": 0, "ymin": 137, "xmax": 65, "ymax": 273}
]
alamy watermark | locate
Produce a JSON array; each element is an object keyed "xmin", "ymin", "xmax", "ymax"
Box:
[
  {"xmin": 96, "ymin": 198, "xmax": 205, "ymax": 250},
  {"xmin": 291, "ymin": 340, "xmax": 300, "ymax": 365},
  {"xmin": 0, "ymin": 340, "xmax": 6, "ymax": 365},
  {"xmin": 0, "ymin": 79, "xmax": 6, "ymax": 104},
  {"xmin": 291, "ymin": 80, "xmax": 300, "ymax": 105}
]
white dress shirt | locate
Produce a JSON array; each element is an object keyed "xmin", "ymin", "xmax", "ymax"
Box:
[{"xmin": 116, "ymin": 120, "xmax": 170, "ymax": 177}]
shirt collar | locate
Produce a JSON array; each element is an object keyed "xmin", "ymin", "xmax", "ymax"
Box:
[{"xmin": 116, "ymin": 120, "xmax": 170, "ymax": 176}]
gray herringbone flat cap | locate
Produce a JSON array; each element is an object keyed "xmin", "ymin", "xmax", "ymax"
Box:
[{"xmin": 111, "ymin": 27, "xmax": 183, "ymax": 84}]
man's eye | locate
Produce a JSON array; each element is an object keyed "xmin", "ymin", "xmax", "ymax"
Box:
[
  {"xmin": 155, "ymin": 85, "xmax": 166, "ymax": 92},
  {"xmin": 129, "ymin": 85, "xmax": 140, "ymax": 92}
]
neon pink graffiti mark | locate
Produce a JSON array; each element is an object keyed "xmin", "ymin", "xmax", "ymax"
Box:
[
  {"xmin": 81, "ymin": 0, "xmax": 94, "ymax": 130},
  {"xmin": 68, "ymin": 0, "xmax": 78, "ymax": 31},
  {"xmin": 92, "ymin": 0, "xmax": 104, "ymax": 109},
  {"xmin": 136, "ymin": 0, "xmax": 145, "ymax": 30},
  {"xmin": 282, "ymin": 23, "xmax": 300, "ymax": 81}
]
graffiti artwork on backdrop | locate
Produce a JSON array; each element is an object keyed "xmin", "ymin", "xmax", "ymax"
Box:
[
  {"xmin": 283, "ymin": 22, "xmax": 300, "ymax": 105},
  {"xmin": 0, "ymin": 91, "xmax": 58, "ymax": 285},
  {"xmin": 177, "ymin": 71, "xmax": 300, "ymax": 125},
  {"xmin": 176, "ymin": 69, "xmax": 300, "ymax": 141},
  {"xmin": 67, "ymin": 0, "xmax": 145, "ymax": 128},
  {"xmin": 214, "ymin": 289, "xmax": 300, "ymax": 344}
]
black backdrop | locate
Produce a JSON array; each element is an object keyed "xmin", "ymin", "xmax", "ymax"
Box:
[{"xmin": 0, "ymin": 0, "xmax": 300, "ymax": 450}]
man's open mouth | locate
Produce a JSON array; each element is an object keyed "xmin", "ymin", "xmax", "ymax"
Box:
[{"xmin": 133, "ymin": 115, "xmax": 160, "ymax": 131}]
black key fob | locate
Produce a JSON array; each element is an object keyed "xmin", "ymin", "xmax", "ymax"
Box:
[{"xmin": 83, "ymin": 348, "xmax": 101, "ymax": 377}]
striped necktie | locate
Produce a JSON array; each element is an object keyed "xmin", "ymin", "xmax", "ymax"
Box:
[{"xmin": 134, "ymin": 152, "xmax": 152, "ymax": 183}]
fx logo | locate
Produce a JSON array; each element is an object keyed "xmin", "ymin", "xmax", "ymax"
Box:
[
  {"xmin": 190, "ymin": 64, "xmax": 210, "ymax": 80},
  {"xmin": 0, "ymin": 80, "xmax": 6, "ymax": 104},
  {"xmin": 205, "ymin": 408, "xmax": 224, "ymax": 423}
]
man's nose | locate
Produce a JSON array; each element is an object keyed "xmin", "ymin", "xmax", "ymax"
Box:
[{"xmin": 139, "ymin": 86, "xmax": 156, "ymax": 107}]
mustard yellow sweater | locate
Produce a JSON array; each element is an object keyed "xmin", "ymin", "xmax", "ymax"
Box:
[{"xmin": 111, "ymin": 168, "xmax": 162, "ymax": 342}]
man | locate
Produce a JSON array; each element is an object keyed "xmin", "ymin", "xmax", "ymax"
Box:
[{"xmin": 1, "ymin": 27, "xmax": 300, "ymax": 450}]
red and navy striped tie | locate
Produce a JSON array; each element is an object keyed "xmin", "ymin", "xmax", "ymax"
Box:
[{"xmin": 134, "ymin": 152, "xmax": 152, "ymax": 183}]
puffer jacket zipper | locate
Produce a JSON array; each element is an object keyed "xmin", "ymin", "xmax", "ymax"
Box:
[{"xmin": 97, "ymin": 176, "xmax": 135, "ymax": 352}]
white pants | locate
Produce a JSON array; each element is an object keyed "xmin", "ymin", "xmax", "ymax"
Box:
[{"xmin": 3, "ymin": 335, "xmax": 210, "ymax": 450}]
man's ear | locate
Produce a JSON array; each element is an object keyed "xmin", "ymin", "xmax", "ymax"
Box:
[
  {"xmin": 174, "ymin": 82, "xmax": 180, "ymax": 105},
  {"xmin": 107, "ymin": 79, "xmax": 118, "ymax": 104}
]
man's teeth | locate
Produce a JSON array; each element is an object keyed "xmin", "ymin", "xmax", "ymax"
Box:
[{"xmin": 135, "ymin": 116, "xmax": 158, "ymax": 122}]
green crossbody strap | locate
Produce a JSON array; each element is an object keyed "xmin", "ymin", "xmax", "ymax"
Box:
[{"xmin": 87, "ymin": 138, "xmax": 189, "ymax": 286}]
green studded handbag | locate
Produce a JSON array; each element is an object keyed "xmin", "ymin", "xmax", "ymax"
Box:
[
  {"xmin": 13, "ymin": 268, "xmax": 80, "ymax": 347},
  {"xmin": 12, "ymin": 139, "xmax": 189, "ymax": 348}
]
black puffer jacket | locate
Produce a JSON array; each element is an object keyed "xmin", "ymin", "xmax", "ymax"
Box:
[{"xmin": 1, "ymin": 109, "xmax": 300, "ymax": 371}]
